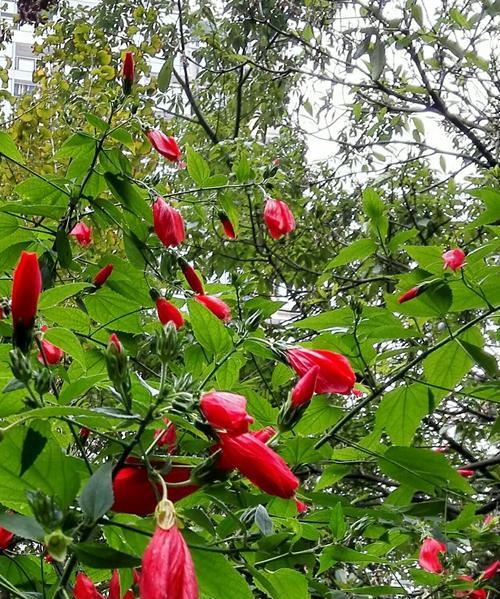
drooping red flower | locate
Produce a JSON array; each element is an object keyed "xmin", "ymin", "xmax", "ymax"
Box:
[
  {"xmin": 457, "ymin": 468, "xmax": 474, "ymax": 478},
  {"xmin": 153, "ymin": 197, "xmax": 185, "ymax": 248},
  {"xmin": 156, "ymin": 298, "xmax": 184, "ymax": 329},
  {"xmin": 218, "ymin": 211, "xmax": 236, "ymax": 239},
  {"xmin": 112, "ymin": 462, "xmax": 198, "ymax": 516},
  {"xmin": 69, "ymin": 222, "xmax": 92, "ymax": 247},
  {"xmin": 73, "ymin": 572, "xmax": 105, "ymax": 599},
  {"xmin": 147, "ymin": 130, "xmax": 182, "ymax": 163},
  {"xmin": 94, "ymin": 264, "xmax": 113, "ymax": 288},
  {"xmin": 139, "ymin": 501, "xmax": 198, "ymax": 599},
  {"xmin": 481, "ymin": 560, "xmax": 499, "ymax": 580},
  {"xmin": 418, "ymin": 537, "xmax": 446, "ymax": 573},
  {"xmin": 398, "ymin": 286, "xmax": 422, "ymax": 304},
  {"xmin": 109, "ymin": 569, "xmax": 135, "ymax": 599},
  {"xmin": 454, "ymin": 576, "xmax": 486, "ymax": 599},
  {"xmin": 194, "ymin": 294, "xmax": 232, "ymax": 322},
  {"xmin": 443, "ymin": 248, "xmax": 466, "ymax": 272},
  {"xmin": 287, "ymin": 347, "xmax": 356, "ymax": 395},
  {"xmin": 37, "ymin": 326, "xmax": 64, "ymax": 365},
  {"xmin": 122, "ymin": 51, "xmax": 135, "ymax": 95},
  {"xmin": 291, "ymin": 365, "xmax": 320, "ymax": 407},
  {"xmin": 178, "ymin": 258, "xmax": 204, "ymax": 294},
  {"xmin": 11, "ymin": 251, "xmax": 42, "ymax": 346},
  {"xmin": 218, "ymin": 432, "xmax": 299, "ymax": 498},
  {"xmin": 0, "ymin": 527, "xmax": 14, "ymax": 550},
  {"xmin": 200, "ymin": 391, "xmax": 254, "ymax": 435},
  {"xmin": 263, "ymin": 198, "xmax": 295, "ymax": 240},
  {"xmin": 154, "ymin": 419, "xmax": 177, "ymax": 452}
]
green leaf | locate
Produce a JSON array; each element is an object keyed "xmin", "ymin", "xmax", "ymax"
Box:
[
  {"xmin": 79, "ymin": 462, "xmax": 114, "ymax": 521},
  {"xmin": 254, "ymin": 568, "xmax": 311, "ymax": 599},
  {"xmin": 39, "ymin": 283, "xmax": 91, "ymax": 309},
  {"xmin": 21, "ymin": 428, "xmax": 47, "ymax": 476},
  {"xmin": 104, "ymin": 172, "xmax": 151, "ymax": 222},
  {"xmin": 72, "ymin": 543, "xmax": 141, "ymax": 568},
  {"xmin": 84, "ymin": 288, "xmax": 142, "ymax": 333},
  {"xmin": 326, "ymin": 239, "xmax": 376, "ymax": 268},
  {"xmin": 329, "ymin": 503, "xmax": 347, "ymax": 540},
  {"xmin": 44, "ymin": 328, "xmax": 86, "ymax": 369},
  {"xmin": 295, "ymin": 397, "xmax": 343, "ymax": 435},
  {"xmin": 157, "ymin": 56, "xmax": 174, "ymax": 92},
  {"xmin": 0, "ymin": 513, "xmax": 44, "ymax": 541},
  {"xmin": 362, "ymin": 187, "xmax": 388, "ymax": 240},
  {"xmin": 319, "ymin": 545, "xmax": 384, "ymax": 573},
  {"xmin": 425, "ymin": 282, "xmax": 452, "ymax": 315},
  {"xmin": 457, "ymin": 340, "xmax": 498, "ymax": 377},
  {"xmin": 369, "ymin": 37, "xmax": 386, "ymax": 80},
  {"xmin": 254, "ymin": 505, "xmax": 274, "ymax": 536},
  {"xmin": 186, "ymin": 146, "xmax": 210, "ymax": 187},
  {"xmin": 55, "ymin": 229, "xmax": 72, "ymax": 268},
  {"xmin": 188, "ymin": 299, "xmax": 232, "ymax": 356},
  {"xmin": 0, "ymin": 131, "xmax": 25, "ymax": 163}
]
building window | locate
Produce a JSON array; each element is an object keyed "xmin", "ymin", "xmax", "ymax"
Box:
[
  {"xmin": 15, "ymin": 56, "xmax": 36, "ymax": 71},
  {"xmin": 13, "ymin": 81, "xmax": 36, "ymax": 96}
]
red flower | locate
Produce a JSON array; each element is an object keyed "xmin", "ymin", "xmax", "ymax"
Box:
[
  {"xmin": 156, "ymin": 298, "xmax": 184, "ymax": 329},
  {"xmin": 11, "ymin": 251, "xmax": 42, "ymax": 343},
  {"xmin": 443, "ymin": 248, "xmax": 465, "ymax": 272},
  {"xmin": 194, "ymin": 295, "xmax": 231, "ymax": 322},
  {"xmin": 218, "ymin": 211, "xmax": 236, "ymax": 239},
  {"xmin": 122, "ymin": 51, "xmax": 135, "ymax": 95},
  {"xmin": 154, "ymin": 419, "xmax": 177, "ymax": 452},
  {"xmin": 139, "ymin": 502, "xmax": 198, "ymax": 599},
  {"xmin": 153, "ymin": 197, "xmax": 185, "ymax": 248},
  {"xmin": 0, "ymin": 527, "xmax": 14, "ymax": 550},
  {"xmin": 287, "ymin": 348, "xmax": 356, "ymax": 395},
  {"xmin": 454, "ymin": 576, "xmax": 486, "ymax": 599},
  {"xmin": 251, "ymin": 427, "xmax": 275, "ymax": 443},
  {"xmin": 94, "ymin": 264, "xmax": 113, "ymax": 288},
  {"xmin": 200, "ymin": 391, "xmax": 254, "ymax": 435},
  {"xmin": 179, "ymin": 259, "xmax": 204, "ymax": 294},
  {"xmin": 69, "ymin": 222, "xmax": 92, "ymax": 247},
  {"xmin": 481, "ymin": 560, "xmax": 499, "ymax": 580},
  {"xmin": 112, "ymin": 462, "xmax": 198, "ymax": 516},
  {"xmin": 109, "ymin": 569, "xmax": 135, "ymax": 599},
  {"xmin": 457, "ymin": 468, "xmax": 474, "ymax": 478},
  {"xmin": 147, "ymin": 130, "xmax": 182, "ymax": 163},
  {"xmin": 37, "ymin": 326, "xmax": 64, "ymax": 365},
  {"xmin": 109, "ymin": 333, "xmax": 122, "ymax": 354},
  {"xmin": 73, "ymin": 573, "xmax": 105, "ymax": 599},
  {"xmin": 398, "ymin": 286, "xmax": 421, "ymax": 304},
  {"xmin": 79, "ymin": 427, "xmax": 90, "ymax": 443},
  {"xmin": 291, "ymin": 365, "xmax": 319, "ymax": 407},
  {"xmin": 418, "ymin": 537, "xmax": 446, "ymax": 573},
  {"xmin": 263, "ymin": 198, "xmax": 295, "ymax": 240},
  {"xmin": 295, "ymin": 500, "xmax": 308, "ymax": 514},
  {"xmin": 219, "ymin": 432, "xmax": 299, "ymax": 498}
]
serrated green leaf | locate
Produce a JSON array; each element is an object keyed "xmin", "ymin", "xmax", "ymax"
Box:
[{"xmin": 188, "ymin": 299, "xmax": 232, "ymax": 356}]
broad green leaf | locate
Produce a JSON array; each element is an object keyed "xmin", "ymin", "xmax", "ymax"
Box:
[
  {"xmin": 0, "ymin": 131, "xmax": 25, "ymax": 163},
  {"xmin": 44, "ymin": 327, "xmax": 86, "ymax": 369},
  {"xmin": 39, "ymin": 284, "xmax": 91, "ymax": 309},
  {"xmin": 255, "ymin": 568, "xmax": 310, "ymax": 599},
  {"xmin": 295, "ymin": 397, "xmax": 343, "ymax": 435},
  {"xmin": 186, "ymin": 146, "xmax": 210, "ymax": 187},
  {"xmin": 72, "ymin": 543, "xmax": 141, "ymax": 568},
  {"xmin": 369, "ymin": 37, "xmax": 386, "ymax": 80},
  {"xmin": 157, "ymin": 56, "xmax": 174, "ymax": 91},
  {"xmin": 188, "ymin": 299, "xmax": 232, "ymax": 356},
  {"xmin": 255, "ymin": 504, "xmax": 274, "ymax": 536},
  {"xmin": 85, "ymin": 288, "xmax": 143, "ymax": 333},
  {"xmin": 0, "ymin": 514, "xmax": 44, "ymax": 541},
  {"xmin": 329, "ymin": 503, "xmax": 347, "ymax": 540},
  {"xmin": 104, "ymin": 172, "xmax": 151, "ymax": 222},
  {"xmin": 326, "ymin": 239, "xmax": 376, "ymax": 268},
  {"xmin": 457, "ymin": 340, "xmax": 498, "ymax": 377},
  {"xmin": 319, "ymin": 545, "xmax": 384, "ymax": 573},
  {"xmin": 79, "ymin": 461, "xmax": 114, "ymax": 521}
]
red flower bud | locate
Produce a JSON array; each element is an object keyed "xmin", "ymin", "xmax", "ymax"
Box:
[
  {"xmin": 109, "ymin": 333, "xmax": 122, "ymax": 354},
  {"xmin": 218, "ymin": 211, "xmax": 236, "ymax": 239},
  {"xmin": 457, "ymin": 468, "xmax": 474, "ymax": 478},
  {"xmin": 218, "ymin": 432, "xmax": 299, "ymax": 498},
  {"xmin": 139, "ymin": 504, "xmax": 198, "ymax": 599},
  {"xmin": 0, "ymin": 527, "xmax": 14, "ymax": 550},
  {"xmin": 122, "ymin": 51, "xmax": 134, "ymax": 95},
  {"xmin": 37, "ymin": 326, "xmax": 64, "ymax": 365},
  {"xmin": 179, "ymin": 259, "xmax": 204, "ymax": 294},
  {"xmin": 79, "ymin": 427, "xmax": 90, "ymax": 443},
  {"xmin": 263, "ymin": 198, "xmax": 295, "ymax": 240},
  {"xmin": 154, "ymin": 418, "xmax": 177, "ymax": 452},
  {"xmin": 418, "ymin": 537, "xmax": 446, "ymax": 573},
  {"xmin": 94, "ymin": 264, "xmax": 113, "ymax": 288},
  {"xmin": 251, "ymin": 426, "xmax": 275, "ymax": 443},
  {"xmin": 481, "ymin": 560, "xmax": 499, "ymax": 580},
  {"xmin": 73, "ymin": 572, "xmax": 105, "ymax": 599},
  {"xmin": 11, "ymin": 251, "xmax": 42, "ymax": 351},
  {"xmin": 398, "ymin": 286, "xmax": 421, "ymax": 304},
  {"xmin": 443, "ymin": 248, "xmax": 465, "ymax": 272},
  {"xmin": 69, "ymin": 222, "xmax": 92, "ymax": 247},
  {"xmin": 109, "ymin": 569, "xmax": 135, "ymax": 599},
  {"xmin": 153, "ymin": 197, "xmax": 185, "ymax": 248},
  {"xmin": 454, "ymin": 576, "xmax": 486, "ymax": 599},
  {"xmin": 287, "ymin": 348, "xmax": 355, "ymax": 395},
  {"xmin": 200, "ymin": 391, "xmax": 254, "ymax": 435},
  {"xmin": 291, "ymin": 365, "xmax": 319, "ymax": 407},
  {"xmin": 194, "ymin": 294, "xmax": 231, "ymax": 322},
  {"xmin": 147, "ymin": 130, "xmax": 182, "ymax": 163},
  {"xmin": 295, "ymin": 499, "xmax": 308, "ymax": 514},
  {"xmin": 156, "ymin": 298, "xmax": 184, "ymax": 329}
]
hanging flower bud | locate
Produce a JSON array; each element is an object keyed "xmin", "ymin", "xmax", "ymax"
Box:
[
  {"xmin": 194, "ymin": 294, "xmax": 232, "ymax": 322},
  {"xmin": 481, "ymin": 560, "xmax": 499, "ymax": 580},
  {"xmin": 69, "ymin": 222, "xmax": 92, "ymax": 247},
  {"xmin": 147, "ymin": 130, "xmax": 182, "ymax": 163},
  {"xmin": 11, "ymin": 251, "xmax": 42, "ymax": 353},
  {"xmin": 263, "ymin": 198, "xmax": 295, "ymax": 240},
  {"xmin": 454, "ymin": 576, "xmax": 486, "ymax": 599},
  {"xmin": 37, "ymin": 326, "xmax": 64, "ymax": 365},
  {"xmin": 295, "ymin": 500, "xmax": 309, "ymax": 514},
  {"xmin": 109, "ymin": 569, "xmax": 136, "ymax": 599},
  {"xmin": 105, "ymin": 333, "xmax": 131, "ymax": 410},
  {"xmin": 178, "ymin": 258, "xmax": 204, "ymax": 294},
  {"xmin": 153, "ymin": 197, "xmax": 185, "ymax": 248},
  {"xmin": 218, "ymin": 211, "xmax": 236, "ymax": 239},
  {"xmin": 287, "ymin": 348, "xmax": 355, "ymax": 395},
  {"xmin": 122, "ymin": 51, "xmax": 135, "ymax": 96},
  {"xmin": 218, "ymin": 432, "xmax": 299, "ymax": 499},
  {"xmin": 418, "ymin": 537, "xmax": 446, "ymax": 573},
  {"xmin": 94, "ymin": 264, "xmax": 113, "ymax": 288},
  {"xmin": 73, "ymin": 572, "xmax": 105, "ymax": 599},
  {"xmin": 0, "ymin": 527, "xmax": 14, "ymax": 550},
  {"xmin": 154, "ymin": 418, "xmax": 177, "ymax": 452},
  {"xmin": 397, "ymin": 284, "xmax": 429, "ymax": 304},
  {"xmin": 457, "ymin": 468, "xmax": 474, "ymax": 478},
  {"xmin": 278, "ymin": 366, "xmax": 320, "ymax": 431},
  {"xmin": 139, "ymin": 499, "xmax": 198, "ymax": 599},
  {"xmin": 156, "ymin": 298, "xmax": 184, "ymax": 329},
  {"xmin": 443, "ymin": 248, "xmax": 465, "ymax": 272},
  {"xmin": 200, "ymin": 391, "xmax": 254, "ymax": 435}
]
